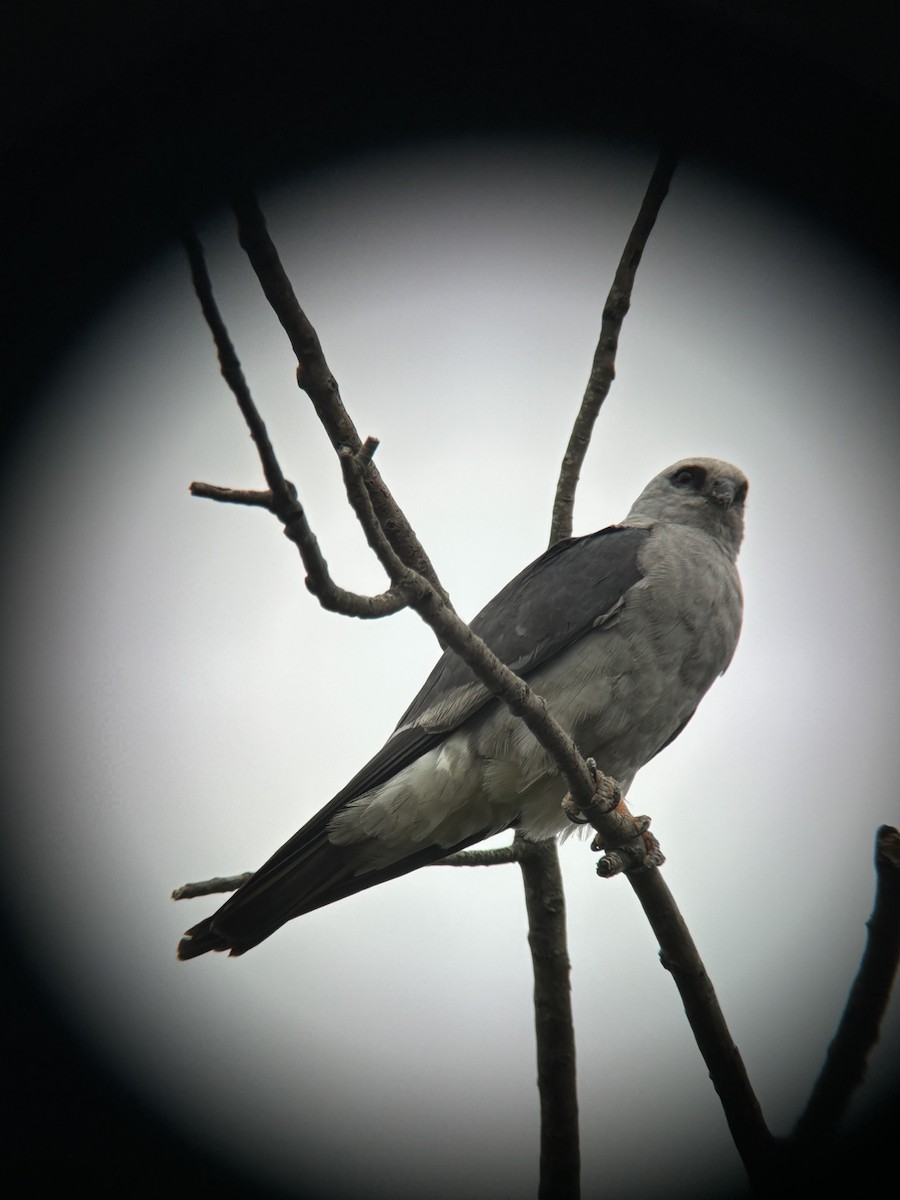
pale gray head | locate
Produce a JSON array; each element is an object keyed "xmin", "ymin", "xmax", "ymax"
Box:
[{"xmin": 624, "ymin": 457, "xmax": 748, "ymax": 560}]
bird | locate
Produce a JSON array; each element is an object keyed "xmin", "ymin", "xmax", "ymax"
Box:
[{"xmin": 178, "ymin": 457, "xmax": 747, "ymax": 960}]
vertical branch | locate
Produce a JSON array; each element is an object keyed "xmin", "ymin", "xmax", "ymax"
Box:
[{"xmin": 518, "ymin": 835, "xmax": 581, "ymax": 1200}]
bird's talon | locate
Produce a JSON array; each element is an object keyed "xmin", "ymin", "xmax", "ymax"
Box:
[{"xmin": 562, "ymin": 793, "xmax": 591, "ymax": 824}]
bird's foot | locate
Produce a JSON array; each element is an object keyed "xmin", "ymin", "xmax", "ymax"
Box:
[
  {"xmin": 561, "ymin": 762, "xmax": 665, "ymax": 873},
  {"xmin": 561, "ymin": 759, "xmax": 622, "ymax": 824},
  {"xmin": 595, "ymin": 827, "xmax": 665, "ymax": 877},
  {"xmin": 590, "ymin": 812, "xmax": 650, "ymax": 851}
]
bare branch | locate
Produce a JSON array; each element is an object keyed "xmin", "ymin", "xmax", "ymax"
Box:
[
  {"xmin": 793, "ymin": 824, "xmax": 900, "ymax": 1146},
  {"xmin": 183, "ymin": 229, "xmax": 294, "ymax": 506},
  {"xmin": 435, "ymin": 845, "xmax": 521, "ymax": 867},
  {"xmin": 517, "ymin": 834, "xmax": 580, "ymax": 1199},
  {"xmin": 550, "ymin": 146, "xmax": 679, "ymax": 545},
  {"xmin": 184, "ymin": 228, "xmax": 412, "ymax": 624},
  {"xmin": 232, "ymin": 190, "xmax": 450, "ymax": 603},
  {"xmin": 172, "ymin": 873, "xmax": 253, "ymax": 900},
  {"xmin": 337, "ymin": 443, "xmax": 420, "ymax": 586},
  {"xmin": 559, "ymin": 765, "xmax": 774, "ymax": 1176},
  {"xmin": 628, "ymin": 866, "xmax": 775, "ymax": 1185},
  {"xmin": 190, "ymin": 482, "xmax": 277, "ymax": 508},
  {"xmin": 288, "ymin": 497, "xmax": 413, "ymax": 619}
]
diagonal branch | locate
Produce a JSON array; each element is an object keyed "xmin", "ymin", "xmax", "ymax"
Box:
[
  {"xmin": 336, "ymin": 448, "xmax": 601, "ymax": 810},
  {"xmin": 561, "ymin": 769, "xmax": 775, "ymax": 1182},
  {"xmin": 550, "ymin": 146, "xmax": 678, "ymax": 545},
  {"xmin": 183, "ymin": 228, "xmax": 293, "ymax": 504},
  {"xmin": 628, "ymin": 866, "xmax": 775, "ymax": 1185},
  {"xmin": 232, "ymin": 190, "xmax": 450, "ymax": 604},
  {"xmin": 792, "ymin": 824, "xmax": 900, "ymax": 1147}
]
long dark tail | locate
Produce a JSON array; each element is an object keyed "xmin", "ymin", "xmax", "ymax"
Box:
[
  {"xmin": 177, "ymin": 831, "xmax": 368, "ymax": 960},
  {"xmin": 177, "ymin": 822, "xmax": 491, "ymax": 960}
]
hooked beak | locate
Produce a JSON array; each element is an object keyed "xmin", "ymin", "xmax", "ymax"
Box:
[{"xmin": 710, "ymin": 477, "xmax": 741, "ymax": 508}]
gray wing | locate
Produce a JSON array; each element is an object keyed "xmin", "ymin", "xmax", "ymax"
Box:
[
  {"xmin": 400, "ymin": 524, "xmax": 649, "ymax": 726},
  {"xmin": 321, "ymin": 524, "xmax": 650, "ymax": 813}
]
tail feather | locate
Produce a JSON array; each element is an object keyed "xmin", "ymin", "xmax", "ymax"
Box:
[
  {"xmin": 177, "ymin": 920, "xmax": 232, "ymax": 961},
  {"xmin": 177, "ymin": 822, "xmax": 495, "ymax": 960}
]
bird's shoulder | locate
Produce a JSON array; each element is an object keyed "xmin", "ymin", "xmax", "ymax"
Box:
[{"xmin": 398, "ymin": 523, "xmax": 651, "ymax": 730}]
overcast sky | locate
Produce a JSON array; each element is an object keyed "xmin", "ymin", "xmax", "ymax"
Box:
[{"xmin": 3, "ymin": 137, "xmax": 899, "ymax": 1199}]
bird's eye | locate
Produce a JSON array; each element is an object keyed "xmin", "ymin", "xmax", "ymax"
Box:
[{"xmin": 672, "ymin": 466, "xmax": 706, "ymax": 490}]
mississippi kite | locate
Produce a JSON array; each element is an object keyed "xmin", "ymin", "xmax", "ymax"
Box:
[{"xmin": 178, "ymin": 457, "xmax": 747, "ymax": 959}]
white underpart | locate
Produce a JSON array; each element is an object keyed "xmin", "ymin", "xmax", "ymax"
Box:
[{"xmin": 327, "ymin": 714, "xmax": 577, "ymax": 872}]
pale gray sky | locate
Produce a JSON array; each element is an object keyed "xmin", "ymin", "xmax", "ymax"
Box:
[{"xmin": 3, "ymin": 137, "xmax": 899, "ymax": 1199}]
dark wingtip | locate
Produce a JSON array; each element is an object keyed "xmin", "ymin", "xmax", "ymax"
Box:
[{"xmin": 177, "ymin": 920, "xmax": 233, "ymax": 961}]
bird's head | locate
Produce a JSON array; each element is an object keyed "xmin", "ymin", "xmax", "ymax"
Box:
[{"xmin": 625, "ymin": 458, "xmax": 748, "ymax": 560}]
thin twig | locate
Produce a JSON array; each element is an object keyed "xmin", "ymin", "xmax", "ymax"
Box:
[
  {"xmin": 550, "ymin": 146, "xmax": 679, "ymax": 545},
  {"xmin": 436, "ymin": 845, "xmax": 521, "ymax": 867},
  {"xmin": 184, "ymin": 231, "xmax": 413, "ymax": 623},
  {"xmin": 173, "ymin": 873, "xmax": 253, "ymax": 900},
  {"xmin": 183, "ymin": 229, "xmax": 293, "ymax": 505},
  {"xmin": 190, "ymin": 483, "xmax": 277, "ymax": 508}
]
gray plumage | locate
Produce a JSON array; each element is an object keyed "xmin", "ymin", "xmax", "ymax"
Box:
[{"xmin": 178, "ymin": 457, "xmax": 747, "ymax": 959}]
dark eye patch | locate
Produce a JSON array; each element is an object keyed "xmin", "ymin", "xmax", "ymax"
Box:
[{"xmin": 671, "ymin": 466, "xmax": 707, "ymax": 490}]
